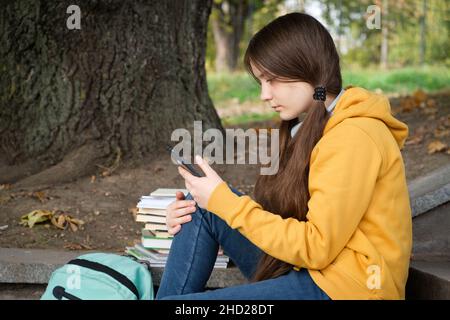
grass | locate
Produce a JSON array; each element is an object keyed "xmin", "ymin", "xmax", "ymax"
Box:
[
  {"xmin": 343, "ymin": 67, "xmax": 450, "ymax": 95},
  {"xmin": 207, "ymin": 72, "xmax": 261, "ymax": 104},
  {"xmin": 207, "ymin": 66, "xmax": 450, "ymax": 106},
  {"xmin": 208, "ymin": 65, "xmax": 450, "ymax": 125},
  {"xmin": 221, "ymin": 112, "xmax": 279, "ymax": 126}
]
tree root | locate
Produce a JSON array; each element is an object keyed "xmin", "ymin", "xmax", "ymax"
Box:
[
  {"xmin": 0, "ymin": 159, "xmax": 44, "ymax": 185},
  {"xmin": 12, "ymin": 143, "xmax": 109, "ymax": 189}
]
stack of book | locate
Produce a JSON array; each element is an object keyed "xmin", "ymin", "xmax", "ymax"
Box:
[
  {"xmin": 125, "ymin": 243, "xmax": 230, "ymax": 269},
  {"xmin": 126, "ymin": 188, "xmax": 230, "ymax": 268}
]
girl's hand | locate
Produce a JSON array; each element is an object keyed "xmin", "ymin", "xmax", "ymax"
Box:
[
  {"xmin": 165, "ymin": 191, "xmax": 197, "ymax": 236},
  {"xmin": 178, "ymin": 155, "xmax": 224, "ymax": 209}
]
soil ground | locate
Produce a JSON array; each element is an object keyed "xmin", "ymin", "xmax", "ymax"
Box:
[{"xmin": 0, "ymin": 91, "xmax": 449, "ymax": 252}]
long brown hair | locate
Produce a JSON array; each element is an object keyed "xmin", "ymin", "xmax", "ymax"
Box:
[{"xmin": 243, "ymin": 12, "xmax": 342, "ymax": 282}]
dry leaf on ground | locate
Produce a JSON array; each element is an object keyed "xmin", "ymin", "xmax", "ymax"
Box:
[
  {"xmin": 51, "ymin": 212, "xmax": 84, "ymax": 232},
  {"xmin": 427, "ymin": 140, "xmax": 448, "ymax": 154},
  {"xmin": 63, "ymin": 243, "xmax": 93, "ymax": 250},
  {"xmin": 400, "ymin": 97, "xmax": 417, "ymax": 112},
  {"xmin": 128, "ymin": 207, "xmax": 138, "ymax": 218},
  {"xmin": 31, "ymin": 191, "xmax": 50, "ymax": 203},
  {"xmin": 413, "ymin": 89, "xmax": 427, "ymax": 105},
  {"xmin": 20, "ymin": 210, "xmax": 54, "ymax": 228},
  {"xmin": 434, "ymin": 127, "xmax": 450, "ymax": 138},
  {"xmin": 405, "ymin": 132, "xmax": 424, "ymax": 145}
]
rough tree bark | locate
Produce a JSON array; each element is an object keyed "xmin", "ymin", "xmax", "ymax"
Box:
[{"xmin": 0, "ymin": 0, "xmax": 222, "ymax": 186}]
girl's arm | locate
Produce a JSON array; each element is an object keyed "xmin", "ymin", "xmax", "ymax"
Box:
[{"xmin": 206, "ymin": 124, "xmax": 383, "ymax": 270}]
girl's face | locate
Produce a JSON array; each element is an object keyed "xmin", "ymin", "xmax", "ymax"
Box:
[{"xmin": 251, "ymin": 62, "xmax": 314, "ymax": 121}]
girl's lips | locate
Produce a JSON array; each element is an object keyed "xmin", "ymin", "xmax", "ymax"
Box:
[{"xmin": 272, "ymin": 105, "xmax": 283, "ymax": 111}]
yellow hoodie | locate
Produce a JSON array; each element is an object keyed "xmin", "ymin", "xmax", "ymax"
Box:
[{"xmin": 206, "ymin": 87, "xmax": 413, "ymax": 300}]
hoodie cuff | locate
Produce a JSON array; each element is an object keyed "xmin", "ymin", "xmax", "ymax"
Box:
[{"xmin": 206, "ymin": 181, "xmax": 242, "ymax": 223}]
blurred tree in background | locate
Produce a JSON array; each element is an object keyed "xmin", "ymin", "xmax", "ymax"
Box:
[{"xmin": 206, "ymin": 0, "xmax": 449, "ymax": 72}]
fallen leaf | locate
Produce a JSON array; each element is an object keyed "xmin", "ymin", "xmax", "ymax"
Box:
[
  {"xmin": 69, "ymin": 222, "xmax": 78, "ymax": 232},
  {"xmin": 64, "ymin": 243, "xmax": 82, "ymax": 250},
  {"xmin": 32, "ymin": 191, "xmax": 49, "ymax": 203},
  {"xmin": 427, "ymin": 140, "xmax": 448, "ymax": 154},
  {"xmin": 90, "ymin": 175, "xmax": 96, "ymax": 183},
  {"xmin": 413, "ymin": 89, "xmax": 427, "ymax": 105},
  {"xmin": 51, "ymin": 214, "xmax": 67, "ymax": 230},
  {"xmin": 426, "ymin": 99, "xmax": 437, "ymax": 109},
  {"xmin": 400, "ymin": 97, "xmax": 417, "ymax": 112},
  {"xmin": 50, "ymin": 212, "xmax": 84, "ymax": 232},
  {"xmin": 434, "ymin": 127, "xmax": 450, "ymax": 138},
  {"xmin": 128, "ymin": 207, "xmax": 137, "ymax": 218},
  {"xmin": 63, "ymin": 243, "xmax": 93, "ymax": 250},
  {"xmin": 154, "ymin": 166, "xmax": 164, "ymax": 173},
  {"xmin": 101, "ymin": 170, "xmax": 110, "ymax": 177},
  {"xmin": 405, "ymin": 132, "xmax": 424, "ymax": 146},
  {"xmin": 20, "ymin": 210, "xmax": 54, "ymax": 228}
]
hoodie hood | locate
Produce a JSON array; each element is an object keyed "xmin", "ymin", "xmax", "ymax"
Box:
[{"xmin": 324, "ymin": 86, "xmax": 409, "ymax": 149}]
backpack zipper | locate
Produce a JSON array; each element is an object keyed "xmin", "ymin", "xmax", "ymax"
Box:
[
  {"xmin": 53, "ymin": 286, "xmax": 81, "ymax": 300},
  {"xmin": 64, "ymin": 258, "xmax": 140, "ymax": 299}
]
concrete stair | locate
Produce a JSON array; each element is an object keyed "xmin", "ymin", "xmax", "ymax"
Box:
[
  {"xmin": 1, "ymin": 164, "xmax": 449, "ymax": 300},
  {"xmin": 404, "ymin": 164, "xmax": 450, "ymax": 300}
]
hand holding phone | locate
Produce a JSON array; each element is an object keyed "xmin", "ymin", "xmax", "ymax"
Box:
[{"xmin": 166, "ymin": 145, "xmax": 204, "ymax": 177}]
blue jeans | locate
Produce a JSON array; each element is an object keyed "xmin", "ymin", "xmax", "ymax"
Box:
[{"xmin": 155, "ymin": 188, "xmax": 330, "ymax": 300}]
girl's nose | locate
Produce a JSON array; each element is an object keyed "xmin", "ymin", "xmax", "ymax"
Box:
[{"xmin": 260, "ymin": 82, "xmax": 272, "ymax": 101}]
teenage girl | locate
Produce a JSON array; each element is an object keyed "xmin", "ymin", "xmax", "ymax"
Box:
[{"xmin": 156, "ymin": 12, "xmax": 412, "ymax": 300}]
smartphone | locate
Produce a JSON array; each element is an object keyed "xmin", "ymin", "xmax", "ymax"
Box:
[{"xmin": 166, "ymin": 145, "xmax": 204, "ymax": 177}]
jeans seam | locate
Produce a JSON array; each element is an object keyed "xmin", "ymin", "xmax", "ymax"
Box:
[{"xmin": 179, "ymin": 208, "xmax": 216, "ymax": 295}]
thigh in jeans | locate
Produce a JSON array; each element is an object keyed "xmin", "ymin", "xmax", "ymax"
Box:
[
  {"xmin": 186, "ymin": 187, "xmax": 264, "ymax": 281},
  {"xmin": 156, "ymin": 187, "xmax": 265, "ymax": 299},
  {"xmin": 160, "ymin": 268, "xmax": 331, "ymax": 300}
]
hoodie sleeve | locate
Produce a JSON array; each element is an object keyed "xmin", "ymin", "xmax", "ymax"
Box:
[{"xmin": 206, "ymin": 124, "xmax": 383, "ymax": 270}]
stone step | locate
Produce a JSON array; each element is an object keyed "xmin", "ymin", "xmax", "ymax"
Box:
[
  {"xmin": 0, "ymin": 247, "xmax": 246, "ymax": 288},
  {"xmin": 0, "ymin": 283, "xmax": 46, "ymax": 300},
  {"xmin": 1, "ymin": 164, "xmax": 449, "ymax": 299},
  {"xmin": 408, "ymin": 163, "xmax": 450, "ymax": 218},
  {"xmin": 406, "ymin": 260, "xmax": 450, "ymax": 300},
  {"xmin": 412, "ymin": 201, "xmax": 450, "ymax": 260},
  {"xmin": 2, "ymin": 257, "xmax": 448, "ymax": 300}
]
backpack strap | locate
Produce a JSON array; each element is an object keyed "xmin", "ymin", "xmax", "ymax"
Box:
[{"xmin": 68, "ymin": 258, "xmax": 139, "ymax": 299}]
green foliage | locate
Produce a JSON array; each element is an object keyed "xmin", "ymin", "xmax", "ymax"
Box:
[
  {"xmin": 208, "ymin": 66, "xmax": 450, "ymax": 106},
  {"xmin": 221, "ymin": 112, "xmax": 279, "ymax": 126},
  {"xmin": 207, "ymin": 72, "xmax": 261, "ymax": 103}
]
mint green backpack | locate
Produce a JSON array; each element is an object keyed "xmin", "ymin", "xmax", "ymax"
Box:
[{"xmin": 41, "ymin": 253, "xmax": 154, "ymax": 300}]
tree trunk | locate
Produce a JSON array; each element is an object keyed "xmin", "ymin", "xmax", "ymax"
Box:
[
  {"xmin": 211, "ymin": 1, "xmax": 249, "ymax": 73},
  {"xmin": 380, "ymin": 0, "xmax": 389, "ymax": 69},
  {"xmin": 0, "ymin": 0, "xmax": 221, "ymax": 185},
  {"xmin": 419, "ymin": 0, "xmax": 427, "ymax": 65}
]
